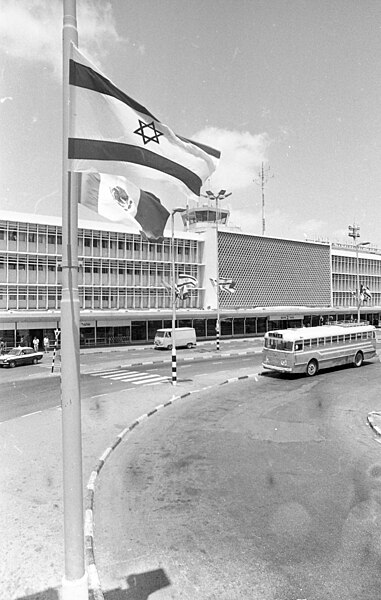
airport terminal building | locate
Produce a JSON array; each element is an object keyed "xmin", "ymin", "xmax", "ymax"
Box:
[{"xmin": 1, "ymin": 205, "xmax": 381, "ymax": 348}]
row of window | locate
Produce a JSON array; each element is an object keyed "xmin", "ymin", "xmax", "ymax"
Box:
[
  {"xmin": 332, "ymin": 256, "xmax": 381, "ymax": 275},
  {"xmin": 294, "ymin": 330, "xmax": 375, "ymax": 351},
  {"xmin": 265, "ymin": 330, "xmax": 375, "ymax": 352}
]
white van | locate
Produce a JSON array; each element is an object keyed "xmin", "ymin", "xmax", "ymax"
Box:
[{"xmin": 154, "ymin": 327, "xmax": 197, "ymax": 350}]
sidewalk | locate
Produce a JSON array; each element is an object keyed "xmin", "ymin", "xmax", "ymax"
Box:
[{"xmin": 0, "ymin": 340, "xmax": 263, "ymax": 600}]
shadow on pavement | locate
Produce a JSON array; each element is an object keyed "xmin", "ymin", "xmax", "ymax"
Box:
[
  {"xmin": 15, "ymin": 590, "xmax": 59, "ymax": 600},
  {"xmin": 15, "ymin": 569, "xmax": 171, "ymax": 600},
  {"xmin": 102, "ymin": 569, "xmax": 171, "ymax": 600}
]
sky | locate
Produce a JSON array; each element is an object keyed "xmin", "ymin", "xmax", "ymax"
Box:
[{"xmin": 1, "ymin": 0, "xmax": 381, "ymax": 245}]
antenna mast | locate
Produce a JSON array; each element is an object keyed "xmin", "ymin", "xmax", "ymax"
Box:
[{"xmin": 255, "ymin": 162, "xmax": 274, "ymax": 235}]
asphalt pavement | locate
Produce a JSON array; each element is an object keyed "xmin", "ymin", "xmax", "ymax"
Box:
[
  {"xmin": 0, "ymin": 337, "xmax": 263, "ymax": 600},
  {"xmin": 2, "ymin": 335, "xmax": 381, "ymax": 600}
]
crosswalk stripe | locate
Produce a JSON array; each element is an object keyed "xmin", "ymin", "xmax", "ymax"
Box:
[
  {"xmin": 90, "ymin": 368, "xmax": 169, "ymax": 386},
  {"xmin": 132, "ymin": 376, "xmax": 169, "ymax": 385},
  {"xmin": 100, "ymin": 371, "xmax": 140, "ymax": 379},
  {"xmin": 123, "ymin": 373, "xmax": 161, "ymax": 382},
  {"xmin": 90, "ymin": 368, "xmax": 124, "ymax": 376}
]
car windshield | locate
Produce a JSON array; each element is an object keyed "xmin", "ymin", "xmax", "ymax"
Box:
[{"xmin": 4, "ymin": 348, "xmax": 23, "ymax": 356}]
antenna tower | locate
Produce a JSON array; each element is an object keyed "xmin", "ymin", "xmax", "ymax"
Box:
[{"xmin": 254, "ymin": 162, "xmax": 274, "ymax": 235}]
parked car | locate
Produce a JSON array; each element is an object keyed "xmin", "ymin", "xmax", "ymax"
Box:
[{"xmin": 0, "ymin": 347, "xmax": 44, "ymax": 368}]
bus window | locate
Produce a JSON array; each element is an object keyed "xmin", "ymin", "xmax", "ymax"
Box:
[
  {"xmin": 318, "ymin": 337, "xmax": 325, "ymax": 345},
  {"xmin": 338, "ymin": 336, "xmax": 344, "ymax": 343},
  {"xmin": 295, "ymin": 341, "xmax": 303, "ymax": 351},
  {"xmin": 311, "ymin": 338, "xmax": 318, "ymax": 347},
  {"xmin": 356, "ymin": 333, "xmax": 362, "ymax": 340},
  {"xmin": 332, "ymin": 336, "xmax": 338, "ymax": 343},
  {"xmin": 304, "ymin": 339, "xmax": 311, "ymax": 348},
  {"xmin": 344, "ymin": 335, "xmax": 350, "ymax": 342},
  {"xmin": 326, "ymin": 336, "xmax": 332, "ymax": 344}
]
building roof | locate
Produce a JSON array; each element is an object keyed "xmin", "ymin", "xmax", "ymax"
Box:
[{"xmin": 0, "ymin": 209, "xmax": 201, "ymax": 240}]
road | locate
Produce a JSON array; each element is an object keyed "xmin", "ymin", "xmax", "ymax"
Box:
[
  {"xmin": 2, "ymin": 342, "xmax": 381, "ymax": 599},
  {"xmin": 93, "ymin": 359, "xmax": 381, "ymax": 600},
  {"xmin": 0, "ymin": 347, "xmax": 261, "ymax": 422}
]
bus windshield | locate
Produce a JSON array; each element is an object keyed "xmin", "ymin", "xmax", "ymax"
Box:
[{"xmin": 264, "ymin": 338, "xmax": 294, "ymax": 351}]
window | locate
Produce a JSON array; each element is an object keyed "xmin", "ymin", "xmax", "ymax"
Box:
[
  {"xmin": 295, "ymin": 342, "xmax": 303, "ymax": 351},
  {"xmin": 318, "ymin": 338, "xmax": 325, "ymax": 345}
]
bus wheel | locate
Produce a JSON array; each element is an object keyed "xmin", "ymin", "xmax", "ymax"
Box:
[
  {"xmin": 354, "ymin": 351, "xmax": 364, "ymax": 368},
  {"xmin": 306, "ymin": 359, "xmax": 318, "ymax": 377}
]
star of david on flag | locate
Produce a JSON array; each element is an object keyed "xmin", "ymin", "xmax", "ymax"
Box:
[
  {"xmin": 68, "ymin": 44, "xmax": 220, "ymax": 199},
  {"xmin": 134, "ymin": 120, "xmax": 163, "ymax": 145}
]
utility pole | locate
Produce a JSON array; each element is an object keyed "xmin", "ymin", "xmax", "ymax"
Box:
[
  {"xmin": 348, "ymin": 224, "xmax": 370, "ymax": 323},
  {"xmin": 254, "ymin": 162, "xmax": 273, "ymax": 235}
]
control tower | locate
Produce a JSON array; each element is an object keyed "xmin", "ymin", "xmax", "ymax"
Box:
[{"xmin": 181, "ymin": 196, "xmax": 231, "ymax": 232}]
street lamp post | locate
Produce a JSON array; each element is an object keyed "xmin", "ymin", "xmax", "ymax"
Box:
[
  {"xmin": 204, "ymin": 190, "xmax": 232, "ymax": 350},
  {"xmin": 171, "ymin": 208, "xmax": 186, "ymax": 385},
  {"xmin": 348, "ymin": 224, "xmax": 370, "ymax": 323}
]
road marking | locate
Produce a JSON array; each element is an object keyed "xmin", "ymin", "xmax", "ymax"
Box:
[
  {"xmin": 90, "ymin": 368, "xmax": 169, "ymax": 386},
  {"xmin": 21, "ymin": 410, "xmax": 42, "ymax": 418},
  {"xmin": 98, "ymin": 370, "xmax": 140, "ymax": 379}
]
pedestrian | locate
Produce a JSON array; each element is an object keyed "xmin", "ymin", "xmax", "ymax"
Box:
[
  {"xmin": 43, "ymin": 336, "xmax": 50, "ymax": 353},
  {"xmin": 33, "ymin": 336, "xmax": 39, "ymax": 352},
  {"xmin": 0, "ymin": 339, "xmax": 4, "ymax": 355}
]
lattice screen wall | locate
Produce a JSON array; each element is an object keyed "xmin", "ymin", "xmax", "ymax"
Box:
[{"xmin": 218, "ymin": 232, "xmax": 331, "ymax": 308}]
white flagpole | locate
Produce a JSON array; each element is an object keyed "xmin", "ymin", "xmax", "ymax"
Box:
[{"xmin": 61, "ymin": 2, "xmax": 87, "ymax": 598}]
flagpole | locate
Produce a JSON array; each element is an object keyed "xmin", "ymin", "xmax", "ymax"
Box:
[
  {"xmin": 62, "ymin": 2, "xmax": 87, "ymax": 599},
  {"xmin": 171, "ymin": 208, "xmax": 186, "ymax": 384},
  {"xmin": 203, "ymin": 190, "xmax": 232, "ymax": 351},
  {"xmin": 215, "ymin": 194, "xmax": 220, "ymax": 351}
]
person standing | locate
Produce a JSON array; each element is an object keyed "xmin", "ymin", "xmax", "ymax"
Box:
[
  {"xmin": 43, "ymin": 336, "xmax": 50, "ymax": 353},
  {"xmin": 33, "ymin": 336, "xmax": 39, "ymax": 352}
]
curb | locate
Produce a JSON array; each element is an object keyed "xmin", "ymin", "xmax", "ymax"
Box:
[
  {"xmin": 85, "ymin": 372, "xmax": 259, "ymax": 599},
  {"xmin": 367, "ymin": 411, "xmax": 381, "ymax": 436}
]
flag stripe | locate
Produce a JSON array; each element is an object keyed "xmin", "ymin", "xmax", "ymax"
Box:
[
  {"xmin": 69, "ymin": 58, "xmax": 220, "ymax": 161},
  {"xmin": 69, "ymin": 138, "xmax": 203, "ymax": 195},
  {"xmin": 70, "ymin": 59, "xmax": 159, "ymax": 122}
]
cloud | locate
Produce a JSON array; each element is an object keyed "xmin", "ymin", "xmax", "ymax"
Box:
[
  {"xmin": 0, "ymin": 0, "xmax": 123, "ymax": 75},
  {"xmin": 228, "ymin": 205, "xmax": 328, "ymax": 241},
  {"xmin": 194, "ymin": 127, "xmax": 270, "ymax": 192}
]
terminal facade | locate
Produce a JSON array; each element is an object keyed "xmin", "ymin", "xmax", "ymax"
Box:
[{"xmin": 1, "ymin": 204, "xmax": 381, "ymax": 348}]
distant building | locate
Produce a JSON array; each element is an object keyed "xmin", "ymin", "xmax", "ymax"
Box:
[{"xmin": 1, "ymin": 207, "xmax": 380, "ymax": 347}]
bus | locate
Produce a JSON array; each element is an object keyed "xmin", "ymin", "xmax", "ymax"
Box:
[{"xmin": 262, "ymin": 323, "xmax": 378, "ymax": 377}]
